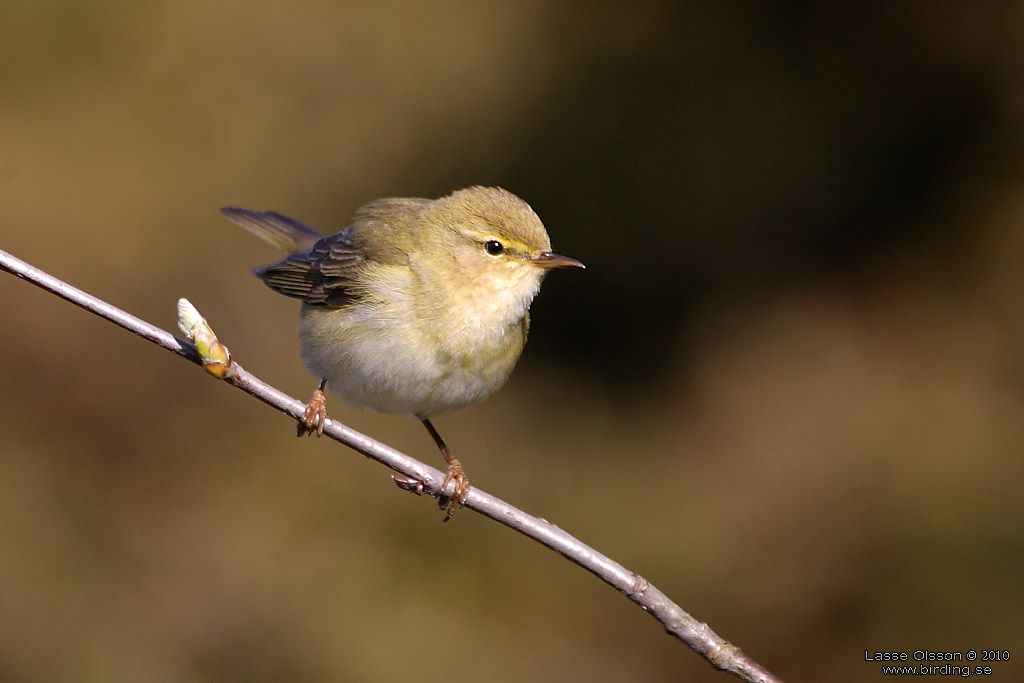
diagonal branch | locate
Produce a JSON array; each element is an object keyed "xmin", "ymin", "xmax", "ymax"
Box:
[{"xmin": 0, "ymin": 247, "xmax": 782, "ymax": 683}]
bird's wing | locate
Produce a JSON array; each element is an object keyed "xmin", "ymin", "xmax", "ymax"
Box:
[
  {"xmin": 254, "ymin": 230, "xmax": 362, "ymax": 307},
  {"xmin": 234, "ymin": 197, "xmax": 428, "ymax": 308}
]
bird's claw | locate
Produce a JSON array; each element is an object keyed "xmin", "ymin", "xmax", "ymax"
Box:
[
  {"xmin": 439, "ymin": 460, "xmax": 470, "ymax": 522},
  {"xmin": 297, "ymin": 387, "xmax": 328, "ymax": 436},
  {"xmin": 392, "ymin": 475, "xmax": 426, "ymax": 495}
]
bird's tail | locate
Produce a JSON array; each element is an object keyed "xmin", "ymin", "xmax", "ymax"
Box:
[{"xmin": 220, "ymin": 207, "xmax": 324, "ymax": 253}]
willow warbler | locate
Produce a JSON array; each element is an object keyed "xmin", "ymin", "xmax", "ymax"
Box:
[{"xmin": 222, "ymin": 186, "xmax": 583, "ymax": 519}]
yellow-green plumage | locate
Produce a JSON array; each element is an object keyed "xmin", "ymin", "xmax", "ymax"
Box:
[{"xmin": 222, "ymin": 186, "xmax": 582, "ymax": 420}]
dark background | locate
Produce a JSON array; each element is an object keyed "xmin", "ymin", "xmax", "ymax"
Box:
[{"xmin": 2, "ymin": 2, "xmax": 1022, "ymax": 681}]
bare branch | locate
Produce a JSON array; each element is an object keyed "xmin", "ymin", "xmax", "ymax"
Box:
[{"xmin": 0, "ymin": 247, "xmax": 782, "ymax": 683}]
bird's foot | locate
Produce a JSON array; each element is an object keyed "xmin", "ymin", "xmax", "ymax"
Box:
[
  {"xmin": 297, "ymin": 387, "xmax": 328, "ymax": 436},
  {"xmin": 438, "ymin": 458, "xmax": 470, "ymax": 522}
]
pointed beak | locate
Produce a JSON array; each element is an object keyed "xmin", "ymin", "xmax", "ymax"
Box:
[{"xmin": 532, "ymin": 251, "xmax": 585, "ymax": 270}]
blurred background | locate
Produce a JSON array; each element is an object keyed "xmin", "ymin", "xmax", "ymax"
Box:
[{"xmin": 2, "ymin": 1, "xmax": 1022, "ymax": 681}]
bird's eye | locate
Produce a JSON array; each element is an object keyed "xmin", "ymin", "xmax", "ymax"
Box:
[{"xmin": 484, "ymin": 240, "xmax": 504, "ymax": 256}]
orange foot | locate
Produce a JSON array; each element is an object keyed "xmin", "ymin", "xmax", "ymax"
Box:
[
  {"xmin": 439, "ymin": 458, "xmax": 470, "ymax": 522},
  {"xmin": 297, "ymin": 386, "xmax": 328, "ymax": 437}
]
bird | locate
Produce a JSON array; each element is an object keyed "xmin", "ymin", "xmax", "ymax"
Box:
[{"xmin": 222, "ymin": 186, "xmax": 583, "ymax": 519}]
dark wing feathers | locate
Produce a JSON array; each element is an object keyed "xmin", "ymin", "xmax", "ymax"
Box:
[
  {"xmin": 227, "ymin": 201, "xmax": 426, "ymax": 308},
  {"xmin": 255, "ymin": 230, "xmax": 362, "ymax": 307}
]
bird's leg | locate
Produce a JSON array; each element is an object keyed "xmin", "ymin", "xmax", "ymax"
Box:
[
  {"xmin": 297, "ymin": 378, "xmax": 329, "ymax": 437},
  {"xmin": 421, "ymin": 418, "xmax": 470, "ymax": 522}
]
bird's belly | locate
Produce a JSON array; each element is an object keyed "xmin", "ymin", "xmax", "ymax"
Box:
[{"xmin": 298, "ymin": 306, "xmax": 523, "ymax": 418}]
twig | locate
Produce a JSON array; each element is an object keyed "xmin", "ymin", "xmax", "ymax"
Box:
[{"xmin": 0, "ymin": 247, "xmax": 783, "ymax": 683}]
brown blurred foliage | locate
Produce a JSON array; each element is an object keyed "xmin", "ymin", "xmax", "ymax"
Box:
[{"xmin": 2, "ymin": 1, "xmax": 1023, "ymax": 681}]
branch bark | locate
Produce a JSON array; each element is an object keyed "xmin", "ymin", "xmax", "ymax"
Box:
[{"xmin": 0, "ymin": 247, "xmax": 782, "ymax": 683}]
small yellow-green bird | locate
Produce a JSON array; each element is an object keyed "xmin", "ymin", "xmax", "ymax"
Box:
[{"xmin": 222, "ymin": 186, "xmax": 583, "ymax": 519}]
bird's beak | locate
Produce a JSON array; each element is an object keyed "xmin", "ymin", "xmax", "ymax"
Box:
[{"xmin": 532, "ymin": 251, "xmax": 585, "ymax": 270}]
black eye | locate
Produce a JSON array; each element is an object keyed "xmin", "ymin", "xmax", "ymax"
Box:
[{"xmin": 484, "ymin": 240, "xmax": 504, "ymax": 256}]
